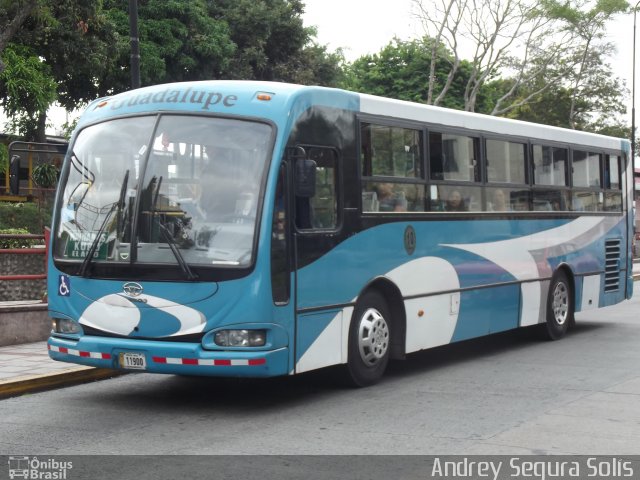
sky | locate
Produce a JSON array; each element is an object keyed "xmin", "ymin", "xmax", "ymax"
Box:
[
  {"xmin": 1, "ymin": 0, "xmax": 638, "ymax": 136},
  {"xmin": 301, "ymin": 0, "xmax": 637, "ymax": 124}
]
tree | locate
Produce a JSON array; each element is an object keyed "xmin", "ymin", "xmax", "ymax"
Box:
[
  {"xmin": 99, "ymin": 0, "xmax": 235, "ymax": 93},
  {"xmin": 209, "ymin": 0, "xmax": 344, "ymax": 85},
  {"xmin": 98, "ymin": 0, "xmax": 343, "ymax": 90},
  {"xmin": 538, "ymin": 0, "xmax": 629, "ymax": 129},
  {"xmin": 0, "ymin": 0, "xmax": 39, "ymax": 73},
  {"xmin": 1, "ymin": 0, "xmax": 344, "ymax": 142},
  {"xmin": 503, "ymin": 60, "xmax": 629, "ymax": 135},
  {"xmin": 412, "ymin": 0, "xmax": 569, "ymax": 114},
  {"xmin": 341, "ymin": 37, "xmax": 472, "ymax": 110},
  {"xmin": 1, "ymin": 0, "xmax": 115, "ymax": 140},
  {"xmin": 0, "ymin": 44, "xmax": 57, "ymax": 140}
]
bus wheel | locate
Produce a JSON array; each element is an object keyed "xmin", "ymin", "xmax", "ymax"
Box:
[
  {"xmin": 543, "ymin": 271, "xmax": 573, "ymax": 340},
  {"xmin": 345, "ymin": 290, "xmax": 391, "ymax": 387}
]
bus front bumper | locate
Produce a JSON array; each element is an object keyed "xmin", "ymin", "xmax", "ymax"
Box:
[{"xmin": 47, "ymin": 336, "xmax": 290, "ymax": 378}]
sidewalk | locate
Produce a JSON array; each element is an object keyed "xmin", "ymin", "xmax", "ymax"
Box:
[
  {"xmin": 0, "ymin": 340, "xmax": 121, "ymax": 398},
  {"xmin": 0, "ymin": 263, "xmax": 639, "ymax": 399}
]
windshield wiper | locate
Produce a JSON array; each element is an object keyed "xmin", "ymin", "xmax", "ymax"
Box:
[
  {"xmin": 78, "ymin": 170, "xmax": 129, "ymax": 277},
  {"xmin": 149, "ymin": 175, "xmax": 198, "ymax": 281},
  {"xmin": 158, "ymin": 223, "xmax": 198, "ymax": 281}
]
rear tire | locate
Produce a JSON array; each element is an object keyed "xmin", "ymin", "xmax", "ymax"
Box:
[
  {"xmin": 345, "ymin": 290, "xmax": 391, "ymax": 387},
  {"xmin": 542, "ymin": 270, "xmax": 573, "ymax": 340}
]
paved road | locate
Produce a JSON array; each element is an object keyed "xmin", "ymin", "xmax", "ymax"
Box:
[{"xmin": 1, "ymin": 292, "xmax": 639, "ymax": 456}]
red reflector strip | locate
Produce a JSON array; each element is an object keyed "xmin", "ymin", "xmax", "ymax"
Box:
[
  {"xmin": 151, "ymin": 356, "xmax": 266, "ymax": 367},
  {"xmin": 49, "ymin": 344, "xmax": 111, "ymax": 360}
]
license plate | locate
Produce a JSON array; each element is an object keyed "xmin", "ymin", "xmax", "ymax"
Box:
[{"xmin": 119, "ymin": 352, "xmax": 147, "ymax": 370}]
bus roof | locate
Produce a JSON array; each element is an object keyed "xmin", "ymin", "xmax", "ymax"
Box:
[
  {"xmin": 79, "ymin": 80, "xmax": 628, "ymax": 153},
  {"xmin": 358, "ymin": 93, "xmax": 628, "ymax": 152}
]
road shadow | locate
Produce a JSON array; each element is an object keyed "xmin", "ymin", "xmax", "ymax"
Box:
[{"xmin": 83, "ymin": 320, "xmax": 608, "ymax": 411}]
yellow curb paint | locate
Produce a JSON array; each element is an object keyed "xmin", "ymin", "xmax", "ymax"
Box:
[{"xmin": 0, "ymin": 367, "xmax": 125, "ymax": 399}]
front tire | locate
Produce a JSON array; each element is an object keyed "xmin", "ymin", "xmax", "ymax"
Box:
[
  {"xmin": 345, "ymin": 290, "xmax": 391, "ymax": 387},
  {"xmin": 543, "ymin": 270, "xmax": 574, "ymax": 340}
]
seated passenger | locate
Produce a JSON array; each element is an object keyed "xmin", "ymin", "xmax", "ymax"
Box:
[
  {"xmin": 375, "ymin": 183, "xmax": 407, "ymax": 212},
  {"xmin": 491, "ymin": 189, "xmax": 510, "ymax": 211},
  {"xmin": 445, "ymin": 190, "xmax": 466, "ymax": 212}
]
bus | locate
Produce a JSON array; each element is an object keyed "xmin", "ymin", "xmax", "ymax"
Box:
[{"xmin": 47, "ymin": 81, "xmax": 634, "ymax": 386}]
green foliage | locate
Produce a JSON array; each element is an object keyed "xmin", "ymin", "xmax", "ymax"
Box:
[
  {"xmin": 100, "ymin": 0, "xmax": 343, "ymax": 88},
  {"xmin": 31, "ymin": 162, "xmax": 59, "ymax": 188},
  {"xmin": 13, "ymin": 0, "xmax": 119, "ymax": 111},
  {"xmin": 0, "ymin": 202, "xmax": 49, "ymax": 234},
  {"xmin": 61, "ymin": 116, "xmax": 79, "ymax": 140},
  {"xmin": 534, "ymin": 0, "xmax": 630, "ymax": 129},
  {"xmin": 2, "ymin": 0, "xmax": 343, "ymax": 138},
  {"xmin": 0, "ymin": 43, "xmax": 57, "ymax": 139},
  {"xmin": 208, "ymin": 0, "xmax": 342, "ymax": 84},
  {"xmin": 341, "ymin": 37, "xmax": 471, "ymax": 109},
  {"xmin": 0, "ymin": 143, "xmax": 7, "ymax": 175},
  {"xmin": 0, "ymin": 227, "xmax": 37, "ymax": 249},
  {"xmin": 101, "ymin": 0, "xmax": 234, "ymax": 92}
]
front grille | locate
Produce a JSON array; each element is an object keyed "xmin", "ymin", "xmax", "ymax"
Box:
[
  {"xmin": 81, "ymin": 325, "xmax": 204, "ymax": 343},
  {"xmin": 604, "ymin": 238, "xmax": 621, "ymax": 293}
]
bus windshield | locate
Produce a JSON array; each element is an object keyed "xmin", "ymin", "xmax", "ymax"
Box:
[{"xmin": 53, "ymin": 115, "xmax": 273, "ymax": 271}]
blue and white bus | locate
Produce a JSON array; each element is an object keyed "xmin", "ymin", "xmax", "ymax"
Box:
[{"xmin": 47, "ymin": 81, "xmax": 634, "ymax": 386}]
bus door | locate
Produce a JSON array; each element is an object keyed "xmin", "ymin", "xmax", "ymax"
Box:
[{"xmin": 290, "ymin": 146, "xmax": 344, "ymax": 373}]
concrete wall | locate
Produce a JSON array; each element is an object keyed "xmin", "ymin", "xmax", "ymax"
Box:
[
  {"xmin": 0, "ymin": 253, "xmax": 47, "ymax": 302},
  {"xmin": 0, "ymin": 303, "xmax": 50, "ymax": 346}
]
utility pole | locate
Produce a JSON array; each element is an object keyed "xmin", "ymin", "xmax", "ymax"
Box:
[{"xmin": 129, "ymin": 0, "xmax": 141, "ymax": 89}]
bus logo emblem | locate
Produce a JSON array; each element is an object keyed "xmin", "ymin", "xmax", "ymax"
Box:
[
  {"xmin": 404, "ymin": 225, "xmax": 416, "ymax": 255},
  {"xmin": 123, "ymin": 282, "xmax": 143, "ymax": 297}
]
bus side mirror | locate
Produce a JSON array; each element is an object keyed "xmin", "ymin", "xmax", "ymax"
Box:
[
  {"xmin": 9, "ymin": 155, "xmax": 20, "ymax": 194},
  {"xmin": 294, "ymin": 159, "xmax": 316, "ymax": 198}
]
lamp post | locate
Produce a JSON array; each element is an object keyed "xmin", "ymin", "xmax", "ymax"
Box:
[{"xmin": 634, "ymin": 2, "xmax": 640, "ymax": 201}]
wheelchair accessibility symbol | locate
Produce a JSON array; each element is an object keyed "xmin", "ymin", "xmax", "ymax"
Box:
[{"xmin": 58, "ymin": 275, "xmax": 70, "ymax": 296}]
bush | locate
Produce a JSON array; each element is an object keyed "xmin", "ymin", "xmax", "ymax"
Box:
[
  {"xmin": 0, "ymin": 202, "xmax": 50, "ymax": 233},
  {"xmin": 0, "ymin": 228, "xmax": 36, "ymax": 248},
  {"xmin": 32, "ymin": 163, "xmax": 59, "ymax": 188},
  {"xmin": 0, "ymin": 143, "xmax": 7, "ymax": 175}
]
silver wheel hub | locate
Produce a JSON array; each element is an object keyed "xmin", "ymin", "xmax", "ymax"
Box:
[
  {"xmin": 552, "ymin": 281, "xmax": 569, "ymax": 325},
  {"xmin": 358, "ymin": 308, "xmax": 390, "ymax": 365}
]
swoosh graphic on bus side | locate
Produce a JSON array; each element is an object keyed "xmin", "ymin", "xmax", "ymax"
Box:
[
  {"xmin": 442, "ymin": 216, "xmax": 618, "ymax": 326},
  {"xmin": 296, "ymin": 215, "xmax": 623, "ymax": 372},
  {"xmin": 296, "ymin": 256, "xmax": 461, "ymax": 373}
]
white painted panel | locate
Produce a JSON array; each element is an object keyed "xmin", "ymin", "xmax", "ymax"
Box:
[
  {"xmin": 296, "ymin": 311, "xmax": 343, "ymax": 373},
  {"xmin": 581, "ymin": 275, "xmax": 601, "ymax": 311},
  {"xmin": 520, "ymin": 282, "xmax": 542, "ymax": 326}
]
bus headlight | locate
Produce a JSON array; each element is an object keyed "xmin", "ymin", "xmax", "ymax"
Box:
[
  {"xmin": 214, "ymin": 329, "xmax": 266, "ymax": 347},
  {"xmin": 52, "ymin": 318, "xmax": 82, "ymax": 334}
]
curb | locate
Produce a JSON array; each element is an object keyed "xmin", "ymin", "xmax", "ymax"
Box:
[{"xmin": 0, "ymin": 366, "xmax": 125, "ymax": 399}]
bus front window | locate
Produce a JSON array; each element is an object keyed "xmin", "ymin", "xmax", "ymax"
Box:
[{"xmin": 54, "ymin": 115, "xmax": 273, "ymax": 273}]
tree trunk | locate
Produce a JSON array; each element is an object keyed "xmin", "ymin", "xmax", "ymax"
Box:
[{"xmin": 34, "ymin": 111, "xmax": 47, "ymax": 143}]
